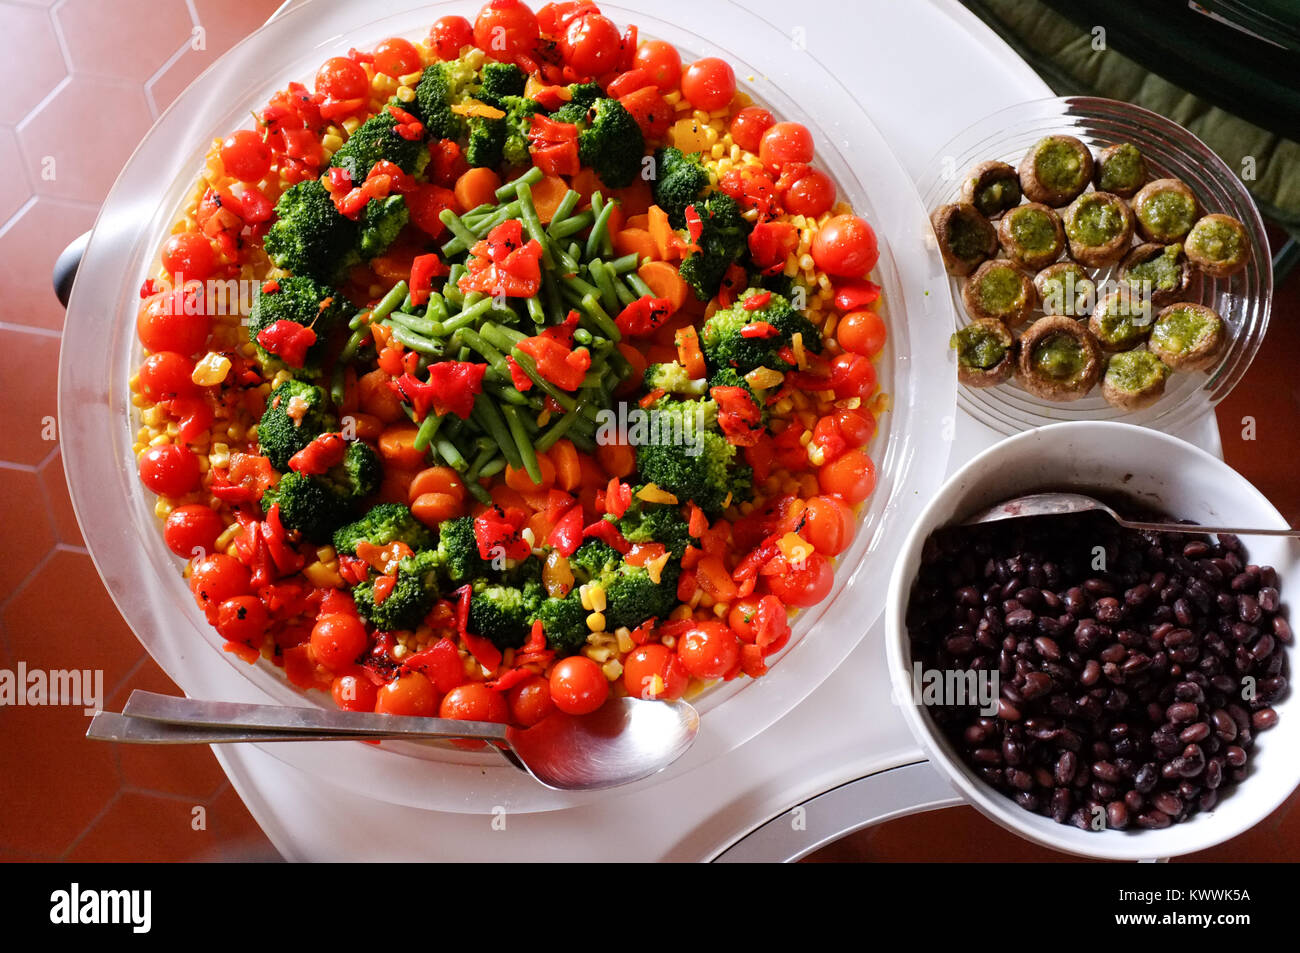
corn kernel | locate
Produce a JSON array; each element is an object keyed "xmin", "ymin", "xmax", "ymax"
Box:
[
  {"xmin": 153, "ymin": 499, "xmax": 173, "ymax": 519},
  {"xmin": 587, "ymin": 584, "xmax": 606, "ymax": 612},
  {"xmin": 586, "ymin": 611, "xmax": 606, "ymax": 632}
]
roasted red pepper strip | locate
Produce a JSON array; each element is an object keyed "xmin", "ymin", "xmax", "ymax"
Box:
[
  {"xmin": 603, "ymin": 478, "xmax": 632, "ymax": 519},
  {"xmin": 834, "ymin": 278, "xmax": 881, "ymax": 312},
  {"xmin": 733, "ymin": 534, "xmax": 781, "ymax": 582},
  {"xmin": 473, "ymin": 506, "xmax": 532, "ymax": 561},
  {"xmin": 516, "ymin": 334, "xmax": 591, "ymax": 391},
  {"xmin": 452, "ymin": 583, "xmax": 504, "ymax": 672},
  {"xmin": 742, "ymin": 291, "xmax": 772, "ymax": 311},
  {"xmin": 506, "ymin": 356, "xmax": 534, "ymax": 392},
  {"xmin": 684, "ymin": 204, "xmax": 704, "ymax": 245},
  {"xmin": 710, "ymin": 385, "xmax": 764, "ymax": 447},
  {"xmin": 615, "ymin": 295, "xmax": 672, "ymax": 337},
  {"xmin": 288, "ymin": 432, "xmax": 347, "ymax": 475},
  {"xmin": 391, "ymin": 361, "xmax": 486, "ymax": 421},
  {"xmin": 404, "ymin": 637, "xmax": 466, "ymax": 693},
  {"xmin": 527, "ymin": 113, "xmax": 580, "ymax": 176},
  {"xmin": 740, "ymin": 321, "xmax": 778, "ymax": 338},
  {"xmin": 256, "ymin": 320, "xmax": 316, "ymax": 368},
  {"xmin": 408, "ymin": 253, "xmax": 449, "ymax": 307},
  {"xmin": 546, "ymin": 504, "xmax": 584, "ymax": 556},
  {"xmin": 583, "ymin": 519, "xmax": 630, "ymax": 554},
  {"xmin": 541, "ymin": 310, "xmax": 581, "ymax": 346}
]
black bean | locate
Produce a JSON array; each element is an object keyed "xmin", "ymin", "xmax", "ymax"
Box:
[
  {"xmin": 1152, "ymin": 792, "xmax": 1183, "ymax": 816},
  {"xmin": 1137, "ymin": 810, "xmax": 1172, "ymax": 829},
  {"xmin": 1252, "ymin": 708, "xmax": 1279, "ymax": 731}
]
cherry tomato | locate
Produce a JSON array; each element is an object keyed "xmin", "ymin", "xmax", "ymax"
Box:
[
  {"xmin": 406, "ymin": 183, "xmax": 458, "ymax": 238},
  {"xmin": 440, "ymin": 682, "xmax": 510, "ymax": 722},
  {"xmin": 315, "ymin": 56, "xmax": 369, "ymax": 99},
  {"xmin": 782, "ymin": 167, "xmax": 836, "ymax": 218},
  {"xmin": 801, "ymin": 495, "xmax": 854, "ymax": 556},
  {"xmin": 819, "ymin": 449, "xmax": 877, "ymax": 504},
  {"xmin": 139, "ymin": 444, "xmax": 201, "ymax": 497},
  {"xmin": 375, "ymin": 671, "xmax": 439, "ymax": 716},
  {"xmin": 560, "ymin": 11, "xmax": 621, "ymax": 77},
  {"xmin": 163, "ymin": 504, "xmax": 225, "ymax": 558},
  {"xmin": 507, "ymin": 674, "xmax": 554, "ymax": 727},
  {"xmin": 219, "ymin": 129, "xmax": 272, "ymax": 184},
  {"xmin": 310, "ymin": 613, "xmax": 369, "ymax": 672},
  {"xmin": 729, "ymin": 106, "xmax": 774, "ymax": 154},
  {"xmin": 474, "ymin": 0, "xmax": 539, "ymax": 63},
  {"xmin": 429, "ymin": 15, "xmax": 475, "ymax": 60},
  {"xmin": 137, "ymin": 288, "xmax": 212, "ymax": 356},
  {"xmin": 633, "ymin": 39, "xmax": 681, "ymax": 91},
  {"xmin": 677, "ymin": 621, "xmax": 740, "ymax": 680},
  {"xmin": 765, "ymin": 551, "xmax": 833, "ymax": 608},
  {"xmin": 549, "ymin": 656, "xmax": 608, "ymax": 714},
  {"xmin": 835, "ymin": 408, "xmax": 876, "ymax": 447},
  {"xmin": 728, "ymin": 597, "xmax": 763, "ymax": 641},
  {"xmin": 759, "ymin": 122, "xmax": 814, "ymax": 169},
  {"xmin": 830, "ymin": 351, "xmax": 877, "ymax": 401},
  {"xmin": 811, "ymin": 214, "xmax": 879, "ymax": 277},
  {"xmin": 373, "ymin": 36, "xmax": 421, "ymax": 76},
  {"xmin": 680, "ymin": 57, "xmax": 736, "ymax": 112},
  {"xmin": 332, "ymin": 671, "xmax": 379, "ymax": 712},
  {"xmin": 215, "ymin": 595, "xmax": 269, "ymax": 644},
  {"xmin": 137, "ymin": 351, "xmax": 198, "ymax": 403},
  {"xmin": 837, "ymin": 308, "xmax": 886, "ymax": 357},
  {"xmin": 160, "ymin": 232, "xmax": 215, "ymax": 283},
  {"xmin": 189, "ymin": 553, "xmax": 251, "ymax": 615},
  {"xmin": 622, "ymin": 644, "xmax": 689, "ymax": 700}
]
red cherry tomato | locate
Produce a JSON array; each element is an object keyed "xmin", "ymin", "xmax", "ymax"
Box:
[
  {"xmin": 782, "ymin": 167, "xmax": 836, "ymax": 218},
  {"xmin": 406, "ymin": 183, "xmax": 458, "ymax": 238},
  {"xmin": 837, "ymin": 308, "xmax": 887, "ymax": 357},
  {"xmin": 728, "ymin": 597, "xmax": 762, "ymax": 641},
  {"xmin": 765, "ymin": 551, "xmax": 833, "ymax": 608},
  {"xmin": 160, "ymin": 232, "xmax": 215, "ymax": 283},
  {"xmin": 163, "ymin": 504, "xmax": 225, "ymax": 558},
  {"xmin": 680, "ymin": 57, "xmax": 736, "ymax": 112},
  {"xmin": 801, "ymin": 496, "xmax": 855, "ymax": 556},
  {"xmin": 830, "ymin": 351, "xmax": 878, "ymax": 401},
  {"xmin": 676, "ymin": 621, "xmax": 741, "ymax": 680},
  {"xmin": 759, "ymin": 122, "xmax": 814, "ymax": 169},
  {"xmin": 549, "ymin": 656, "xmax": 608, "ymax": 714},
  {"xmin": 622, "ymin": 644, "xmax": 689, "ymax": 700},
  {"xmin": 633, "ymin": 39, "xmax": 681, "ymax": 91},
  {"xmin": 137, "ymin": 288, "xmax": 212, "ymax": 356},
  {"xmin": 310, "ymin": 614, "xmax": 369, "ymax": 672},
  {"xmin": 215, "ymin": 595, "xmax": 269, "ymax": 644},
  {"xmin": 373, "ymin": 37, "xmax": 421, "ymax": 76},
  {"xmin": 332, "ymin": 671, "xmax": 379, "ymax": 712},
  {"xmin": 834, "ymin": 408, "xmax": 877, "ymax": 447},
  {"xmin": 474, "ymin": 0, "xmax": 539, "ymax": 63},
  {"xmin": 375, "ymin": 671, "xmax": 439, "ymax": 716},
  {"xmin": 429, "ymin": 15, "xmax": 475, "ymax": 61},
  {"xmin": 139, "ymin": 444, "xmax": 201, "ymax": 497},
  {"xmin": 219, "ymin": 129, "xmax": 272, "ymax": 184},
  {"xmin": 315, "ymin": 56, "xmax": 369, "ymax": 99},
  {"xmin": 189, "ymin": 553, "xmax": 251, "ymax": 615},
  {"xmin": 819, "ymin": 449, "xmax": 877, "ymax": 504},
  {"xmin": 560, "ymin": 11, "xmax": 621, "ymax": 77},
  {"xmin": 811, "ymin": 214, "xmax": 879, "ymax": 277},
  {"xmin": 729, "ymin": 106, "xmax": 775, "ymax": 154},
  {"xmin": 440, "ymin": 682, "xmax": 510, "ymax": 722},
  {"xmin": 137, "ymin": 351, "xmax": 198, "ymax": 403},
  {"xmin": 507, "ymin": 674, "xmax": 554, "ymax": 727}
]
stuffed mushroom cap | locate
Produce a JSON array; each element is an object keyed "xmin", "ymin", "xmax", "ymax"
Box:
[
  {"xmin": 1149, "ymin": 302, "xmax": 1226, "ymax": 372},
  {"xmin": 997, "ymin": 202, "xmax": 1065, "ymax": 271},
  {"xmin": 1016, "ymin": 314, "xmax": 1103, "ymax": 401},
  {"xmin": 1034, "ymin": 262, "xmax": 1096, "ymax": 318},
  {"xmin": 1094, "ymin": 142, "xmax": 1148, "ymax": 198},
  {"xmin": 1063, "ymin": 191, "xmax": 1135, "ymax": 266},
  {"xmin": 950, "ymin": 318, "xmax": 1016, "ymax": 388},
  {"xmin": 1119, "ymin": 242, "xmax": 1191, "ymax": 308},
  {"xmin": 1101, "ymin": 348, "xmax": 1169, "ymax": 411},
  {"xmin": 960, "ymin": 160, "xmax": 1022, "ymax": 218},
  {"xmin": 1019, "ymin": 135, "xmax": 1094, "ymax": 207},
  {"xmin": 961, "ymin": 259, "xmax": 1036, "ymax": 326},
  {"xmin": 1184, "ymin": 213, "xmax": 1251, "ymax": 279},
  {"xmin": 1132, "ymin": 178, "xmax": 1200, "ymax": 243},
  {"xmin": 931, "ymin": 202, "xmax": 998, "ymax": 277}
]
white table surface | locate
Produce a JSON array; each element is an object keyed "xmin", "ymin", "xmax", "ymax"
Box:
[{"xmin": 200, "ymin": 0, "xmax": 1225, "ymax": 861}]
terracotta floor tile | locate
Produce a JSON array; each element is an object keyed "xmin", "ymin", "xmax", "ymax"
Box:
[
  {"xmin": 2, "ymin": 549, "xmax": 144, "ymax": 686},
  {"xmin": 0, "ymin": 125, "xmax": 30, "ymax": 226},
  {"xmin": 0, "ymin": 465, "xmax": 56, "ymax": 600},
  {"xmin": 0, "ymin": 701, "xmax": 119, "ymax": 855},
  {"xmin": 55, "ymin": 0, "xmax": 193, "ymax": 85},
  {"xmin": 0, "ymin": 196, "xmax": 96, "ymax": 331},
  {"xmin": 36, "ymin": 448, "xmax": 83, "ymax": 545},
  {"xmin": 0, "ymin": 326, "xmax": 61, "ymax": 462},
  {"xmin": 0, "ymin": 3, "xmax": 67, "ymax": 125},
  {"xmin": 17, "ymin": 74, "xmax": 152, "ymax": 205},
  {"xmin": 148, "ymin": 0, "xmax": 280, "ymax": 113},
  {"xmin": 65, "ymin": 791, "xmax": 213, "ymax": 862},
  {"xmin": 209, "ymin": 781, "xmax": 280, "ymax": 861}
]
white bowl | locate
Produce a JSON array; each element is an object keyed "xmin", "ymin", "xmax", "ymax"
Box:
[{"xmin": 885, "ymin": 421, "xmax": 1298, "ymax": 860}]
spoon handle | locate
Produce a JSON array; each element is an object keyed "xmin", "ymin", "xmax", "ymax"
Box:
[{"xmin": 1115, "ymin": 518, "xmax": 1300, "ymax": 538}]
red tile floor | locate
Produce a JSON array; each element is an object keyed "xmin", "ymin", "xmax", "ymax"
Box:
[{"xmin": 0, "ymin": 1, "xmax": 1296, "ymax": 863}]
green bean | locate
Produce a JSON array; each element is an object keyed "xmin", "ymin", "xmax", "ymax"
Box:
[
  {"xmin": 496, "ymin": 166, "xmax": 543, "ymax": 201},
  {"xmin": 587, "ymin": 259, "xmax": 621, "ymax": 314},
  {"xmin": 434, "ymin": 435, "xmax": 468, "ymax": 471},
  {"xmin": 545, "ymin": 190, "xmax": 582, "ymax": 234},
  {"xmin": 501, "ymin": 404, "xmax": 541, "ymax": 484},
  {"xmin": 568, "ymin": 428, "xmax": 597, "ymax": 453},
  {"xmin": 608, "ymin": 252, "xmax": 640, "ymax": 274},
  {"xmin": 573, "ymin": 326, "xmax": 593, "ymax": 346},
  {"xmin": 483, "ymin": 378, "xmax": 532, "ymax": 406},
  {"xmin": 330, "ymin": 363, "xmax": 346, "ymax": 407},
  {"xmin": 437, "ymin": 295, "xmax": 495, "ymax": 335},
  {"xmin": 610, "ymin": 269, "xmax": 637, "ymax": 307},
  {"xmin": 534, "ymin": 402, "xmax": 586, "ymax": 452},
  {"xmin": 388, "ymin": 310, "xmax": 439, "ymax": 337},
  {"xmin": 478, "ymin": 456, "xmax": 507, "ymax": 479},
  {"xmin": 348, "ymin": 309, "xmax": 369, "ymax": 331},
  {"xmin": 480, "ymin": 321, "xmax": 525, "ymax": 348},
  {"xmin": 579, "ymin": 292, "xmax": 621, "ymax": 341},
  {"xmin": 525, "ymin": 293, "xmax": 546, "ymax": 326},
  {"xmin": 438, "ymin": 208, "xmax": 478, "ymax": 254},
  {"xmin": 452, "ymin": 327, "xmax": 509, "ymax": 376},
  {"xmin": 464, "ymin": 441, "xmax": 497, "ymax": 481},
  {"xmin": 413, "ymin": 412, "xmax": 444, "ymax": 452},
  {"xmin": 541, "ymin": 271, "xmax": 564, "ymax": 323},
  {"xmin": 444, "ymin": 264, "xmax": 466, "ymax": 308},
  {"xmin": 585, "ymin": 199, "xmax": 617, "ymax": 261},
  {"xmin": 625, "ymin": 272, "xmax": 654, "ymax": 299},
  {"xmin": 547, "ymin": 210, "xmax": 594, "ymax": 240},
  {"xmin": 388, "ymin": 324, "xmax": 447, "ymax": 356},
  {"xmin": 472, "ymin": 200, "xmax": 522, "ymax": 237},
  {"xmin": 425, "ymin": 293, "xmax": 449, "ymax": 323},
  {"xmin": 472, "ymin": 394, "xmax": 523, "ymax": 470},
  {"xmin": 563, "ymin": 273, "xmax": 601, "ymax": 300},
  {"xmin": 506, "ymin": 347, "xmax": 577, "ymax": 411},
  {"xmin": 339, "ymin": 324, "xmax": 370, "ymax": 363},
  {"xmin": 515, "ymin": 182, "xmax": 559, "ymax": 269},
  {"xmin": 372, "ymin": 280, "xmax": 408, "ymax": 322}
]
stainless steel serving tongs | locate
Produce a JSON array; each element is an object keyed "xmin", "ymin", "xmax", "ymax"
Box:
[{"xmin": 87, "ymin": 690, "xmax": 699, "ymax": 791}]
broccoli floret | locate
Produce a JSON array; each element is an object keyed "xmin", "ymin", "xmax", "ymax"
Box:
[
  {"xmin": 500, "ymin": 95, "xmax": 542, "ymax": 167},
  {"xmin": 465, "ymin": 115, "xmax": 506, "ymax": 168},
  {"xmin": 678, "ymin": 193, "xmax": 753, "ymax": 301},
  {"xmin": 533, "ymin": 591, "xmax": 589, "ymax": 654},
  {"xmin": 331, "ymin": 502, "xmax": 435, "ymax": 556},
  {"xmin": 257, "ymin": 380, "xmax": 334, "ymax": 470},
  {"xmin": 330, "ymin": 111, "xmax": 426, "ymax": 181},
  {"xmin": 318, "ymin": 441, "xmax": 381, "ymax": 500},
  {"xmin": 700, "ymin": 287, "xmax": 823, "ymax": 375},
  {"xmin": 617, "ymin": 497, "xmax": 692, "ymax": 559},
  {"xmin": 603, "ymin": 560, "xmax": 681, "ymax": 632},
  {"xmin": 435, "ymin": 516, "xmax": 492, "ymax": 583},
  {"xmin": 246, "ymin": 275, "xmax": 351, "ymax": 375},
  {"xmin": 644, "ymin": 361, "xmax": 709, "ymax": 397},
  {"xmin": 634, "ymin": 397, "xmax": 751, "ymax": 515},
  {"xmin": 260, "ymin": 472, "xmax": 352, "ymax": 543},
  {"xmin": 469, "ymin": 579, "xmax": 545, "ymax": 649},
  {"xmin": 652, "ymin": 147, "xmax": 710, "ymax": 228},
  {"xmin": 549, "ymin": 82, "xmax": 603, "ymax": 124},
  {"xmin": 353, "ymin": 553, "xmax": 440, "ymax": 632},
  {"xmin": 574, "ymin": 98, "xmax": 644, "ymax": 188},
  {"xmin": 568, "ymin": 539, "xmax": 621, "ymax": 582},
  {"xmin": 411, "ymin": 60, "xmax": 477, "ymax": 140},
  {"xmin": 263, "ymin": 179, "xmax": 360, "ymax": 283},
  {"xmin": 477, "ymin": 62, "xmax": 527, "ymax": 104},
  {"xmin": 357, "ymin": 194, "xmax": 409, "ymax": 259}
]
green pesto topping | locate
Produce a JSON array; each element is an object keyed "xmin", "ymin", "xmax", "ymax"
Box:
[
  {"xmin": 950, "ymin": 324, "xmax": 1007, "ymax": 370},
  {"xmin": 1040, "ymin": 267, "xmax": 1094, "ymax": 316},
  {"xmin": 973, "ymin": 175, "xmax": 1021, "ymax": 217},
  {"xmin": 1033, "ymin": 333, "xmax": 1087, "ymax": 381},
  {"xmin": 1034, "ymin": 140, "xmax": 1087, "ymax": 192},
  {"xmin": 1153, "ymin": 306, "xmax": 1218, "ymax": 354},
  {"xmin": 1138, "ymin": 190, "xmax": 1197, "ymax": 238},
  {"xmin": 1095, "ymin": 309, "xmax": 1147, "ymax": 348},
  {"xmin": 949, "ymin": 212, "xmax": 990, "ymax": 260},
  {"xmin": 1008, "ymin": 206, "xmax": 1057, "ymax": 254},
  {"xmin": 976, "ymin": 265, "xmax": 1026, "ymax": 315},
  {"xmin": 1106, "ymin": 350, "xmax": 1167, "ymax": 394},
  {"xmin": 1187, "ymin": 218, "xmax": 1244, "ymax": 264},
  {"xmin": 1126, "ymin": 244, "xmax": 1183, "ymax": 293},
  {"xmin": 1068, "ymin": 194, "xmax": 1126, "ymax": 247},
  {"xmin": 1097, "ymin": 144, "xmax": 1144, "ymax": 193}
]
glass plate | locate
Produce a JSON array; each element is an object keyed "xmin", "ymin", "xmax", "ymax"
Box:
[
  {"xmin": 58, "ymin": 0, "xmax": 954, "ymax": 813},
  {"xmin": 916, "ymin": 95, "xmax": 1272, "ymax": 436}
]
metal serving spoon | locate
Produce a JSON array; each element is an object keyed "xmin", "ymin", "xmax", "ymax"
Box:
[
  {"xmin": 87, "ymin": 690, "xmax": 700, "ymax": 791},
  {"xmin": 964, "ymin": 491, "xmax": 1300, "ymax": 538}
]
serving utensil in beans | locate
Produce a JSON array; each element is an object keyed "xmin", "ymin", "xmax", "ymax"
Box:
[
  {"xmin": 964, "ymin": 491, "xmax": 1300, "ymax": 538},
  {"xmin": 87, "ymin": 690, "xmax": 700, "ymax": 791}
]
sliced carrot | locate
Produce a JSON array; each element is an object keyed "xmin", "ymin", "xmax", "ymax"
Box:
[
  {"xmin": 625, "ymin": 213, "xmax": 650, "ymax": 230},
  {"xmin": 358, "ymin": 369, "xmax": 405, "ymax": 423},
  {"xmin": 412, "ymin": 491, "xmax": 464, "ymax": 527},
  {"xmin": 597, "ymin": 441, "xmax": 636, "ymax": 479},
  {"xmin": 637, "ymin": 260, "xmax": 688, "ymax": 314},
  {"xmin": 490, "ymin": 483, "xmax": 530, "ymax": 513},
  {"xmin": 549, "ymin": 439, "xmax": 582, "ymax": 492},
  {"xmin": 377, "ymin": 466, "xmax": 419, "ymax": 505},
  {"xmin": 505, "ymin": 454, "xmax": 556, "ymax": 492},
  {"xmin": 530, "ymin": 174, "xmax": 571, "ymax": 223},
  {"xmin": 614, "ymin": 342, "xmax": 647, "ymax": 398},
  {"xmin": 526, "ymin": 509, "xmax": 559, "ymax": 547},
  {"xmin": 455, "ymin": 167, "xmax": 502, "ymax": 212},
  {"xmin": 645, "ymin": 343, "xmax": 678, "ymax": 365},
  {"xmin": 348, "ymin": 412, "xmax": 384, "ymax": 441},
  {"xmin": 606, "ymin": 202, "xmax": 626, "ymax": 239},
  {"xmin": 611, "ymin": 179, "xmax": 653, "ymax": 217},
  {"xmin": 408, "ymin": 466, "xmax": 467, "ymax": 504},
  {"xmin": 378, "ymin": 424, "xmax": 429, "ymax": 470},
  {"xmin": 648, "ymin": 204, "xmax": 675, "ymax": 261},
  {"xmin": 568, "ymin": 167, "xmax": 604, "ymax": 206},
  {"xmin": 612, "ymin": 226, "xmax": 655, "ymax": 262},
  {"xmin": 676, "ymin": 325, "xmax": 706, "ymax": 379}
]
